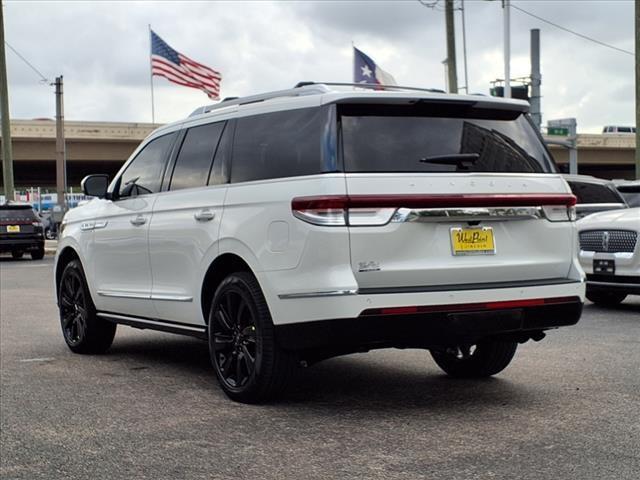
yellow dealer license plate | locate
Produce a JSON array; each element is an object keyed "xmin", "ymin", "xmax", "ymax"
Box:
[
  {"xmin": 450, "ymin": 227, "xmax": 496, "ymax": 256},
  {"xmin": 7, "ymin": 225, "xmax": 20, "ymax": 233}
]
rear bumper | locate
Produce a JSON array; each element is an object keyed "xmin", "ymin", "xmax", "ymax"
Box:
[
  {"xmin": 275, "ymin": 296, "xmax": 583, "ymax": 352},
  {"xmin": 0, "ymin": 237, "xmax": 44, "ymax": 252},
  {"xmin": 586, "ymin": 274, "xmax": 640, "ymax": 295}
]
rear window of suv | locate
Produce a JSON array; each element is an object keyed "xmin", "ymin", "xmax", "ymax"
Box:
[
  {"xmin": 0, "ymin": 205, "xmax": 38, "ymax": 222},
  {"xmin": 340, "ymin": 103, "xmax": 556, "ymax": 174}
]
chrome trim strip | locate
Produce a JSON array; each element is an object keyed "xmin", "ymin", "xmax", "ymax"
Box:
[
  {"xmin": 391, "ymin": 206, "xmax": 544, "ymax": 223},
  {"xmin": 97, "ymin": 290, "xmax": 193, "ymax": 302},
  {"xmin": 94, "ymin": 220, "xmax": 108, "ymax": 229},
  {"xmin": 97, "ymin": 290, "xmax": 151, "ymax": 300},
  {"xmin": 278, "ymin": 289, "xmax": 358, "ymax": 299},
  {"xmin": 358, "ymin": 278, "xmax": 582, "ymax": 295},
  {"xmin": 97, "ymin": 312, "xmax": 205, "ymax": 333},
  {"xmin": 151, "ymin": 294, "xmax": 193, "ymax": 302}
]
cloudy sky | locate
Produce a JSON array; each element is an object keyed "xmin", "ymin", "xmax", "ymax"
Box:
[{"xmin": 3, "ymin": 0, "xmax": 635, "ymax": 133}]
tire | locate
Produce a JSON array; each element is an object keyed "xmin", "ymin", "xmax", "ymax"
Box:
[
  {"xmin": 31, "ymin": 245, "xmax": 45, "ymax": 260},
  {"xmin": 58, "ymin": 259, "xmax": 117, "ymax": 354},
  {"xmin": 586, "ymin": 291, "xmax": 627, "ymax": 306},
  {"xmin": 431, "ymin": 340, "xmax": 518, "ymax": 378},
  {"xmin": 208, "ymin": 272, "xmax": 296, "ymax": 404},
  {"xmin": 11, "ymin": 250, "xmax": 23, "ymax": 259}
]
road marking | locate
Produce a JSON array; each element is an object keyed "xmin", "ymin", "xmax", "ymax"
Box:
[{"xmin": 19, "ymin": 357, "xmax": 55, "ymax": 363}]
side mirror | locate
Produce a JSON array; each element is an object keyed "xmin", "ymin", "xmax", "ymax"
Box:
[{"xmin": 81, "ymin": 174, "xmax": 109, "ymax": 198}]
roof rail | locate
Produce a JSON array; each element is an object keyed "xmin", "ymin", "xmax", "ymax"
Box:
[
  {"xmin": 294, "ymin": 81, "xmax": 446, "ymax": 94},
  {"xmin": 188, "ymin": 84, "xmax": 331, "ymax": 117},
  {"xmin": 188, "ymin": 82, "xmax": 451, "ymax": 118}
]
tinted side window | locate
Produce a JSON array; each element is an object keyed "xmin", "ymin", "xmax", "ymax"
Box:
[
  {"xmin": 231, "ymin": 108, "xmax": 322, "ymax": 183},
  {"xmin": 118, "ymin": 133, "xmax": 176, "ymax": 198},
  {"xmin": 170, "ymin": 122, "xmax": 225, "ymax": 191},
  {"xmin": 209, "ymin": 119, "xmax": 234, "ymax": 185},
  {"xmin": 568, "ymin": 181, "xmax": 624, "ymax": 204}
]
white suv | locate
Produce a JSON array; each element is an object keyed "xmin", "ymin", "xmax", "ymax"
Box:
[
  {"xmin": 55, "ymin": 83, "xmax": 585, "ymax": 403},
  {"xmin": 577, "ymin": 207, "xmax": 640, "ymax": 306}
]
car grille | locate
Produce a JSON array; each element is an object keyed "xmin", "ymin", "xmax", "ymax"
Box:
[{"xmin": 579, "ymin": 230, "xmax": 638, "ymax": 253}]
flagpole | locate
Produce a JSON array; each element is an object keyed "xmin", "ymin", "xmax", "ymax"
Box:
[
  {"xmin": 351, "ymin": 40, "xmax": 355, "ymax": 88},
  {"xmin": 148, "ymin": 24, "xmax": 155, "ymax": 123}
]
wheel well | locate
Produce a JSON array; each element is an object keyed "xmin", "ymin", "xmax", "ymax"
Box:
[
  {"xmin": 55, "ymin": 247, "xmax": 80, "ymax": 298},
  {"xmin": 201, "ymin": 253, "xmax": 252, "ymax": 322}
]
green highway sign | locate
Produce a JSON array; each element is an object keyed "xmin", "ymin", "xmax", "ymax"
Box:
[{"xmin": 548, "ymin": 127, "xmax": 570, "ymax": 136}]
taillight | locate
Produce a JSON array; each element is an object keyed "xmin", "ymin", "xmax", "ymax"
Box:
[
  {"xmin": 542, "ymin": 205, "xmax": 577, "ymax": 222},
  {"xmin": 291, "ymin": 196, "xmax": 348, "ymax": 226},
  {"xmin": 291, "ymin": 194, "xmax": 578, "ymax": 226},
  {"xmin": 291, "ymin": 196, "xmax": 396, "ymax": 226}
]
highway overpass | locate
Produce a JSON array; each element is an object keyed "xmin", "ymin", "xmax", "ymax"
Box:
[{"xmin": 0, "ymin": 119, "xmax": 637, "ymax": 191}]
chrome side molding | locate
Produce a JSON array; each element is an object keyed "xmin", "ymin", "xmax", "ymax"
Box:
[
  {"xmin": 97, "ymin": 290, "xmax": 193, "ymax": 302},
  {"xmin": 278, "ymin": 289, "xmax": 358, "ymax": 299},
  {"xmin": 97, "ymin": 290, "xmax": 151, "ymax": 299}
]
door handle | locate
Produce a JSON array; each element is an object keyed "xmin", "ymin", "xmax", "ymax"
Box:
[
  {"xmin": 130, "ymin": 215, "xmax": 147, "ymax": 226},
  {"xmin": 194, "ymin": 209, "xmax": 215, "ymax": 222}
]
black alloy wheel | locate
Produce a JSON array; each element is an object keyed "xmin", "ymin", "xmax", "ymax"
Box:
[
  {"xmin": 208, "ymin": 272, "xmax": 296, "ymax": 403},
  {"xmin": 31, "ymin": 245, "xmax": 45, "ymax": 260},
  {"xmin": 211, "ymin": 287, "xmax": 258, "ymax": 389},
  {"xmin": 59, "ymin": 267, "xmax": 89, "ymax": 348},
  {"xmin": 58, "ymin": 260, "xmax": 116, "ymax": 354}
]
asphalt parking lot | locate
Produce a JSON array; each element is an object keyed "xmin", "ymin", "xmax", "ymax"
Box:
[{"xmin": 1, "ymin": 256, "xmax": 639, "ymax": 480}]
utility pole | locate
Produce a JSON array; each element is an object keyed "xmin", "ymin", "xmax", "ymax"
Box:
[
  {"xmin": 460, "ymin": 0, "xmax": 469, "ymax": 93},
  {"xmin": 530, "ymin": 29, "xmax": 542, "ymax": 130},
  {"xmin": 53, "ymin": 76, "xmax": 66, "ymax": 209},
  {"xmin": 503, "ymin": 0, "xmax": 511, "ymax": 98},
  {"xmin": 636, "ymin": 0, "xmax": 639, "ymax": 179},
  {"xmin": 445, "ymin": 0, "xmax": 458, "ymax": 94},
  {"xmin": 0, "ymin": 0, "xmax": 15, "ymax": 201}
]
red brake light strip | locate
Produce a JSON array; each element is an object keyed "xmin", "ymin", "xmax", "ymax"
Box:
[
  {"xmin": 361, "ymin": 296, "xmax": 581, "ymax": 316},
  {"xmin": 292, "ymin": 193, "xmax": 577, "ymax": 210}
]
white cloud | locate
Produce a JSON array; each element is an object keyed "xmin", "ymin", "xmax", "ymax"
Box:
[{"xmin": 3, "ymin": 0, "xmax": 634, "ymax": 132}]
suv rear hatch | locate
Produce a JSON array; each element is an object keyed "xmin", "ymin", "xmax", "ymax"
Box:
[
  {"xmin": 0, "ymin": 204, "xmax": 38, "ymax": 236},
  {"xmin": 313, "ymin": 101, "xmax": 576, "ymax": 292}
]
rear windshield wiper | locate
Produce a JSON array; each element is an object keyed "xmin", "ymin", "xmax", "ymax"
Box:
[{"xmin": 419, "ymin": 153, "xmax": 480, "ymax": 167}]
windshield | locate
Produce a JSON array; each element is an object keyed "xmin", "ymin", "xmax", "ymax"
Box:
[{"xmin": 340, "ymin": 104, "xmax": 556, "ymax": 174}]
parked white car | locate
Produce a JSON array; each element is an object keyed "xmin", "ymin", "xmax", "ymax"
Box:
[
  {"xmin": 54, "ymin": 82, "xmax": 585, "ymax": 403},
  {"xmin": 578, "ymin": 207, "xmax": 640, "ymax": 305}
]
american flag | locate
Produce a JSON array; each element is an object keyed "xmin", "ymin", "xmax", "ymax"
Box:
[{"xmin": 150, "ymin": 30, "xmax": 221, "ymax": 99}]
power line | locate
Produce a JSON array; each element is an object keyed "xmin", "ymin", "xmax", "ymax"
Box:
[
  {"xmin": 4, "ymin": 41, "xmax": 49, "ymax": 83},
  {"xmin": 510, "ymin": 3, "xmax": 633, "ymax": 57}
]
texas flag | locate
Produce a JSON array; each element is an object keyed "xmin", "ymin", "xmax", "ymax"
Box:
[{"xmin": 353, "ymin": 46, "xmax": 397, "ymax": 86}]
